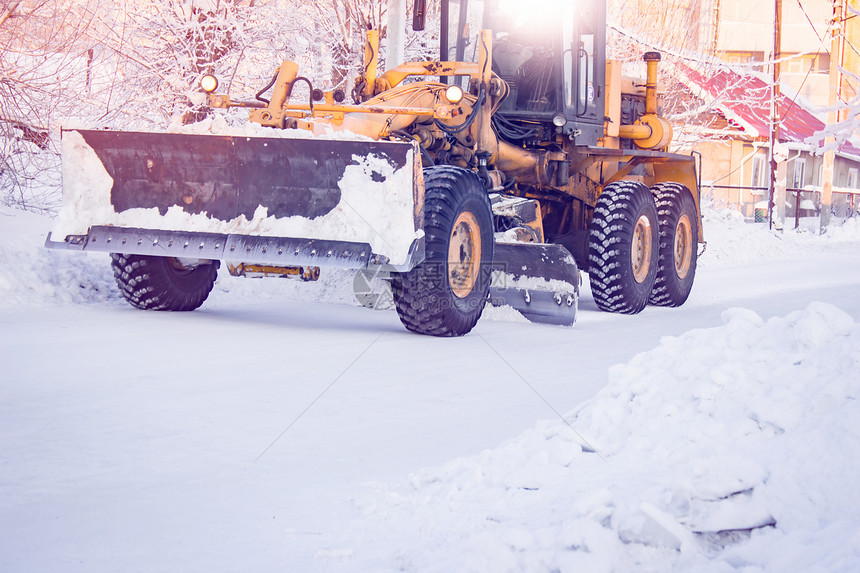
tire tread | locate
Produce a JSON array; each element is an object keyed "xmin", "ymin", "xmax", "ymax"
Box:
[{"xmin": 110, "ymin": 254, "xmax": 218, "ymax": 312}]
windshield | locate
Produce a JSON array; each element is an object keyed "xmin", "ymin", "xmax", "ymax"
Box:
[
  {"xmin": 484, "ymin": 0, "xmax": 567, "ymax": 113},
  {"xmin": 483, "ymin": 0, "xmax": 568, "ymax": 39}
]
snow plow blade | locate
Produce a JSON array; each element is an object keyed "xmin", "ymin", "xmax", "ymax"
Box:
[
  {"xmin": 46, "ymin": 129, "xmax": 424, "ymax": 270},
  {"xmin": 489, "ymin": 242, "xmax": 580, "ymax": 326}
]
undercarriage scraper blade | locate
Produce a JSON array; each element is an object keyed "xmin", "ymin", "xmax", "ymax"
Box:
[{"xmin": 489, "ymin": 242, "xmax": 580, "ymax": 326}]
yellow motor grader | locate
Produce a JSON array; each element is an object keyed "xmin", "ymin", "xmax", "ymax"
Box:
[{"xmin": 47, "ymin": 0, "xmax": 702, "ymax": 336}]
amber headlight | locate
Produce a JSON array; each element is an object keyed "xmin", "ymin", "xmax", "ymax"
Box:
[
  {"xmin": 200, "ymin": 74, "xmax": 219, "ymax": 93},
  {"xmin": 445, "ymin": 85, "xmax": 464, "ymax": 104}
]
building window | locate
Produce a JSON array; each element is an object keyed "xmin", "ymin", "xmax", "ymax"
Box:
[
  {"xmin": 783, "ymin": 54, "xmax": 827, "ymax": 75},
  {"xmin": 849, "ymin": 168, "xmax": 859, "ymax": 190},
  {"xmin": 724, "ymin": 51, "xmax": 765, "ymax": 64},
  {"xmin": 793, "ymin": 157, "xmax": 807, "ymax": 190},
  {"xmin": 786, "ymin": 54, "xmax": 805, "ymax": 74},
  {"xmin": 751, "ymin": 155, "xmax": 767, "ymax": 190}
]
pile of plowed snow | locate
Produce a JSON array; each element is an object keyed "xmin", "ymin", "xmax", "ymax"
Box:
[
  {"xmin": 699, "ymin": 207, "xmax": 860, "ymax": 267},
  {"xmin": 0, "ymin": 207, "xmax": 119, "ymax": 308},
  {"xmin": 341, "ymin": 303, "xmax": 860, "ymax": 572}
]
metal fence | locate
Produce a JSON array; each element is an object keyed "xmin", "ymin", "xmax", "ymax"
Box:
[{"xmin": 706, "ymin": 184, "xmax": 859, "ymax": 226}]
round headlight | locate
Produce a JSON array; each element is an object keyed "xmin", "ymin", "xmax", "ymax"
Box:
[
  {"xmin": 200, "ymin": 74, "xmax": 219, "ymax": 93},
  {"xmin": 445, "ymin": 85, "xmax": 464, "ymax": 104},
  {"xmin": 552, "ymin": 114, "xmax": 567, "ymax": 127}
]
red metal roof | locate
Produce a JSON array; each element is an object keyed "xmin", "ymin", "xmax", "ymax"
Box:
[{"xmin": 678, "ymin": 64, "xmax": 860, "ymax": 158}]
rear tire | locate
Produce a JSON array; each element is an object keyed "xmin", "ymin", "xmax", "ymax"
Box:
[
  {"xmin": 649, "ymin": 182, "xmax": 698, "ymax": 307},
  {"xmin": 111, "ymin": 254, "xmax": 219, "ymax": 311},
  {"xmin": 392, "ymin": 166, "xmax": 493, "ymax": 336},
  {"xmin": 588, "ymin": 180, "xmax": 659, "ymax": 314}
]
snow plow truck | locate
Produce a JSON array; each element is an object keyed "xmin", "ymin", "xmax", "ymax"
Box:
[{"xmin": 46, "ymin": 0, "xmax": 702, "ymax": 337}]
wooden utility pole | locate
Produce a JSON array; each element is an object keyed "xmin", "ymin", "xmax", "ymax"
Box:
[
  {"xmin": 769, "ymin": 0, "xmax": 786, "ymax": 230},
  {"xmin": 711, "ymin": 0, "xmax": 721, "ymax": 55},
  {"xmin": 821, "ymin": 0, "xmax": 847, "ymax": 233}
]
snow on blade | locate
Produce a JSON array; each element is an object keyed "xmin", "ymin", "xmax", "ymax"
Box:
[
  {"xmin": 163, "ymin": 113, "xmax": 377, "ymax": 142},
  {"xmin": 491, "ymin": 270, "xmax": 578, "ymax": 292},
  {"xmin": 52, "ymin": 130, "xmax": 421, "ymax": 267},
  {"xmin": 345, "ymin": 303, "xmax": 860, "ymax": 571}
]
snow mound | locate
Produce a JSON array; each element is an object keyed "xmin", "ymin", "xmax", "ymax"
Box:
[
  {"xmin": 0, "ymin": 207, "xmax": 120, "ymax": 308},
  {"xmin": 824, "ymin": 215, "xmax": 860, "ymax": 241},
  {"xmin": 345, "ymin": 303, "xmax": 860, "ymax": 572},
  {"xmin": 699, "ymin": 206, "xmax": 860, "ymax": 268}
]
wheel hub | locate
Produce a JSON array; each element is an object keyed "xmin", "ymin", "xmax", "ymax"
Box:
[
  {"xmin": 448, "ymin": 211, "xmax": 482, "ymax": 298},
  {"xmin": 674, "ymin": 214, "xmax": 693, "ymax": 279},
  {"xmin": 631, "ymin": 214, "xmax": 652, "ymax": 284}
]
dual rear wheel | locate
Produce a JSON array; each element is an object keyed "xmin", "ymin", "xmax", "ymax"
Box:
[{"xmin": 588, "ymin": 180, "xmax": 698, "ymax": 314}]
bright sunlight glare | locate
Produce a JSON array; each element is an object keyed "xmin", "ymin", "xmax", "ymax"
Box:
[
  {"xmin": 495, "ymin": 0, "xmax": 573, "ymax": 22},
  {"xmin": 492, "ymin": 0, "xmax": 573, "ymax": 34}
]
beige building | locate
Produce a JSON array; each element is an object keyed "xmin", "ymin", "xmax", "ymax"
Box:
[
  {"xmin": 622, "ymin": 0, "xmax": 856, "ymax": 105},
  {"xmin": 628, "ymin": 0, "xmax": 860, "ymax": 221},
  {"xmin": 712, "ymin": 0, "xmax": 856, "ymax": 107},
  {"xmin": 676, "ymin": 62, "xmax": 860, "ymax": 222},
  {"xmin": 696, "ymin": 139, "xmax": 859, "ymax": 220}
]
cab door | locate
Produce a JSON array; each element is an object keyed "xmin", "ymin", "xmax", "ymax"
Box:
[{"xmin": 562, "ymin": 0, "xmax": 605, "ymax": 146}]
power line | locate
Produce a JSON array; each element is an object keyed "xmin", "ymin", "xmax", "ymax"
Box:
[
  {"xmin": 795, "ymin": 0, "xmax": 826, "ymax": 44},
  {"xmin": 609, "ymin": 22, "xmax": 832, "ymax": 70},
  {"xmin": 843, "ymin": 34, "xmax": 860, "ymax": 59}
]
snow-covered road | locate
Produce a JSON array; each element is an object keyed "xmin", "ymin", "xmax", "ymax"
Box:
[{"xmin": 2, "ymin": 207, "xmax": 859, "ymax": 572}]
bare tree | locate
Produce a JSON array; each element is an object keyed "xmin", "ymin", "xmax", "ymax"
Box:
[
  {"xmin": 0, "ymin": 0, "xmax": 307, "ymax": 211},
  {"xmin": 0, "ymin": 0, "xmax": 106, "ymax": 211},
  {"xmin": 291, "ymin": 0, "xmax": 388, "ymax": 91},
  {"xmin": 291, "ymin": 0, "xmax": 439, "ymax": 93},
  {"xmin": 606, "ymin": 0, "xmax": 760, "ymax": 155},
  {"xmin": 97, "ymin": 0, "xmax": 252, "ymax": 124}
]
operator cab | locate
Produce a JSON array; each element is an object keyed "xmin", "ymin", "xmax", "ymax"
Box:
[{"xmin": 440, "ymin": 0, "xmax": 606, "ymax": 146}]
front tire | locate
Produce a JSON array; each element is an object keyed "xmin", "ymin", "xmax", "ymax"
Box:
[
  {"xmin": 392, "ymin": 166, "xmax": 494, "ymax": 336},
  {"xmin": 649, "ymin": 182, "xmax": 698, "ymax": 307},
  {"xmin": 111, "ymin": 254, "xmax": 219, "ymax": 311},
  {"xmin": 588, "ymin": 180, "xmax": 659, "ymax": 314}
]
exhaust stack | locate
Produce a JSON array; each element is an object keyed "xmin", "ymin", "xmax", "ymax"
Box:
[{"xmin": 617, "ymin": 52, "xmax": 673, "ymax": 150}]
